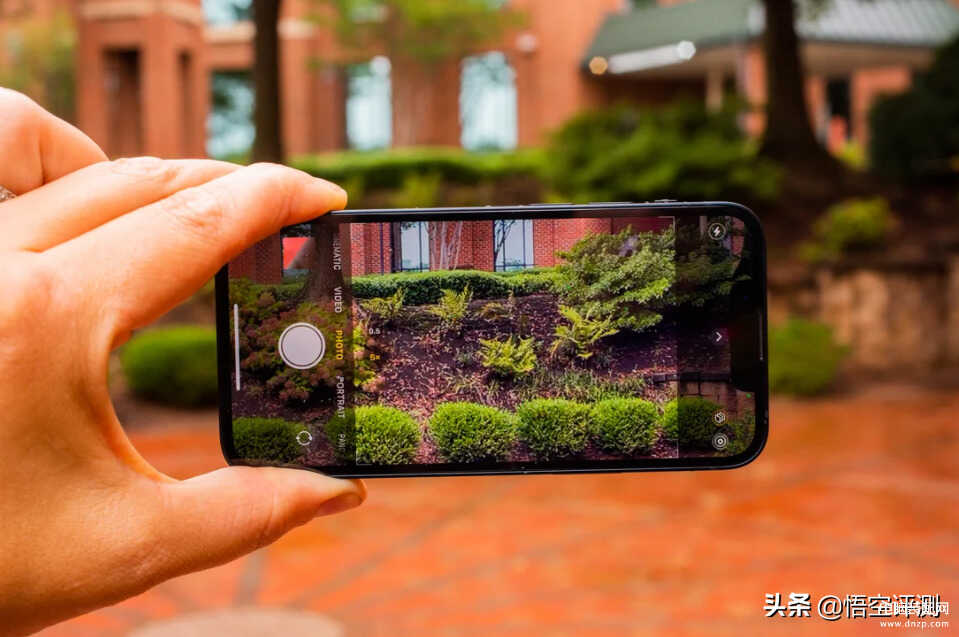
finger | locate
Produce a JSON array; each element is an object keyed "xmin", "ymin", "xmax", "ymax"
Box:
[
  {"xmin": 0, "ymin": 88, "xmax": 106, "ymax": 194},
  {"xmin": 148, "ymin": 467, "xmax": 365, "ymax": 583},
  {"xmin": 0, "ymin": 157, "xmax": 239, "ymax": 251},
  {"xmin": 47, "ymin": 162, "xmax": 347, "ymax": 336}
]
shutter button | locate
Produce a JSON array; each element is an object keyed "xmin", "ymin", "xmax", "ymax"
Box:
[{"xmin": 278, "ymin": 323, "xmax": 326, "ymax": 369}]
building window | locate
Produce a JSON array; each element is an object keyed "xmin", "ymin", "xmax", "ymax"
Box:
[
  {"xmin": 393, "ymin": 222, "xmax": 430, "ymax": 272},
  {"xmin": 203, "ymin": 0, "xmax": 251, "ymax": 25},
  {"xmin": 347, "ymin": 56, "xmax": 392, "ymax": 150},
  {"xmin": 494, "ymin": 219, "xmax": 533, "ymax": 271},
  {"xmin": 460, "ymin": 51, "xmax": 517, "ymax": 151},
  {"xmin": 207, "ymin": 71, "xmax": 253, "ymax": 159}
]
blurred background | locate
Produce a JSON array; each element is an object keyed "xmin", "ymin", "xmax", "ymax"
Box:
[{"xmin": 2, "ymin": 0, "xmax": 958, "ymax": 634}]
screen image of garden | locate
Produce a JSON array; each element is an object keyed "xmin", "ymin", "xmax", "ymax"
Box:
[{"xmin": 229, "ymin": 213, "xmax": 757, "ymax": 469}]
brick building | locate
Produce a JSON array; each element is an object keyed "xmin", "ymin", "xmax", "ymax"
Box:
[{"xmin": 50, "ymin": 0, "xmax": 959, "ymax": 159}]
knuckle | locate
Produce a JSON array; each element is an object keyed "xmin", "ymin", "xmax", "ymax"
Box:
[
  {"xmin": 159, "ymin": 183, "xmax": 230, "ymax": 238},
  {"xmin": 108, "ymin": 156, "xmax": 175, "ymax": 181},
  {"xmin": 0, "ymin": 88, "xmax": 44, "ymax": 139}
]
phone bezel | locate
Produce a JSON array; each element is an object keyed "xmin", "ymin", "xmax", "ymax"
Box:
[{"xmin": 216, "ymin": 201, "xmax": 768, "ymax": 477}]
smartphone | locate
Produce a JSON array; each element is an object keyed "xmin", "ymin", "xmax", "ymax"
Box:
[{"xmin": 216, "ymin": 202, "xmax": 767, "ymax": 477}]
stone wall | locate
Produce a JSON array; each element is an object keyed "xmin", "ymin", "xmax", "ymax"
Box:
[{"xmin": 815, "ymin": 253, "xmax": 959, "ymax": 373}]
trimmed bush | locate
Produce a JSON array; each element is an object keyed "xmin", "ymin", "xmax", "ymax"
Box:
[
  {"xmin": 799, "ymin": 197, "xmax": 896, "ymax": 263},
  {"xmin": 328, "ymin": 405, "xmax": 420, "ymax": 465},
  {"xmin": 661, "ymin": 396, "xmax": 724, "ymax": 448},
  {"xmin": 290, "ymin": 147, "xmax": 544, "ymax": 190},
  {"xmin": 429, "ymin": 402, "xmax": 517, "ymax": 463},
  {"xmin": 590, "ymin": 398, "xmax": 659, "ymax": 455},
  {"xmin": 769, "ymin": 318, "xmax": 847, "ymax": 396},
  {"xmin": 502, "ymin": 268, "xmax": 560, "ymax": 295},
  {"xmin": 233, "ymin": 417, "xmax": 306, "ymax": 464},
  {"xmin": 516, "ymin": 399, "xmax": 591, "ymax": 459},
  {"xmin": 351, "ymin": 270, "xmax": 510, "ymax": 305},
  {"xmin": 121, "ymin": 326, "xmax": 218, "ymax": 407}
]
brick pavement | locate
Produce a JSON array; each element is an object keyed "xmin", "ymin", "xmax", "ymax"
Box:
[{"xmin": 37, "ymin": 387, "xmax": 959, "ymax": 636}]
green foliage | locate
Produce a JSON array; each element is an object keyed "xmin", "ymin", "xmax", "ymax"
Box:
[
  {"xmin": 478, "ymin": 335, "xmax": 537, "ymax": 377},
  {"xmin": 351, "ymin": 269, "xmax": 511, "ymax": 305},
  {"xmin": 0, "ymin": 10, "xmax": 76, "ymax": 121},
  {"xmin": 670, "ymin": 222, "xmax": 748, "ymax": 310},
  {"xmin": 499, "ymin": 268, "xmax": 560, "ymax": 295},
  {"xmin": 121, "ymin": 326, "xmax": 217, "ymax": 407},
  {"xmin": 429, "ymin": 286, "xmax": 472, "ymax": 331},
  {"xmin": 660, "ymin": 396, "xmax": 724, "ymax": 447},
  {"xmin": 317, "ymin": 0, "xmax": 523, "ymax": 66},
  {"xmin": 589, "ymin": 398, "xmax": 660, "ymax": 455},
  {"xmin": 769, "ymin": 318, "xmax": 847, "ymax": 396},
  {"xmin": 543, "ymin": 101, "xmax": 780, "ymax": 203},
  {"xmin": 291, "ymin": 147, "xmax": 543, "ymax": 191},
  {"xmin": 360, "ymin": 288, "xmax": 405, "ymax": 324},
  {"xmin": 391, "ymin": 172, "xmax": 442, "ymax": 208},
  {"xmin": 870, "ymin": 36, "xmax": 959, "ymax": 181},
  {"xmin": 233, "ymin": 417, "xmax": 306, "ymax": 464},
  {"xmin": 549, "ymin": 304, "xmax": 619, "ymax": 360},
  {"xmin": 834, "ymin": 141, "xmax": 866, "ymax": 171},
  {"xmin": 345, "ymin": 406, "xmax": 421, "ymax": 464},
  {"xmin": 799, "ymin": 197, "xmax": 896, "ymax": 263},
  {"xmin": 515, "ymin": 399, "xmax": 591, "ymax": 459},
  {"xmin": 723, "ymin": 410, "xmax": 756, "ymax": 456},
  {"xmin": 429, "ymin": 402, "xmax": 517, "ymax": 462},
  {"xmin": 555, "ymin": 227, "xmax": 674, "ymax": 331}
]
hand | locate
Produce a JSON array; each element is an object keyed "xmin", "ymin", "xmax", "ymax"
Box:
[{"xmin": 0, "ymin": 89, "xmax": 365, "ymax": 636}]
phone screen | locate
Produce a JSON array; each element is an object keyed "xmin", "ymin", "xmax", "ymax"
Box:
[{"xmin": 219, "ymin": 204, "xmax": 767, "ymax": 476}]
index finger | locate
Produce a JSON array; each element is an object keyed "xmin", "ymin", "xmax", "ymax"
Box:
[
  {"xmin": 0, "ymin": 89, "xmax": 106, "ymax": 194},
  {"xmin": 46, "ymin": 162, "xmax": 347, "ymax": 338}
]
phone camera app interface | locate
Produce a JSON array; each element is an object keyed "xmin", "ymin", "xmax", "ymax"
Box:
[{"xmin": 227, "ymin": 212, "xmax": 759, "ymax": 472}]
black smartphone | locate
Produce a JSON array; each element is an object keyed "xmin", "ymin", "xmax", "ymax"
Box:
[{"xmin": 216, "ymin": 202, "xmax": 767, "ymax": 477}]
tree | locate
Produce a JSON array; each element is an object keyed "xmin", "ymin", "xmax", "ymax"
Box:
[
  {"xmin": 251, "ymin": 0, "xmax": 284, "ymax": 163},
  {"xmin": 758, "ymin": 0, "xmax": 835, "ymax": 166},
  {"xmin": 316, "ymin": 0, "xmax": 521, "ymax": 146},
  {"xmin": 0, "ymin": 9, "xmax": 75, "ymax": 122}
]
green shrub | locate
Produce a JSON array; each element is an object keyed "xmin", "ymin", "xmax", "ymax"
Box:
[
  {"xmin": 661, "ymin": 396, "xmax": 724, "ymax": 448},
  {"xmin": 327, "ymin": 405, "xmax": 420, "ymax": 465},
  {"xmin": 351, "ymin": 270, "xmax": 511, "ymax": 305},
  {"xmin": 391, "ymin": 172, "xmax": 442, "ymax": 208},
  {"xmin": 478, "ymin": 335, "xmax": 537, "ymax": 377},
  {"xmin": 516, "ymin": 399, "xmax": 591, "ymax": 459},
  {"xmin": 429, "ymin": 286, "xmax": 472, "ymax": 331},
  {"xmin": 549, "ymin": 304, "xmax": 619, "ymax": 360},
  {"xmin": 360, "ymin": 288, "xmax": 405, "ymax": 324},
  {"xmin": 724, "ymin": 410, "xmax": 756, "ymax": 456},
  {"xmin": 503, "ymin": 268, "xmax": 560, "ymax": 295},
  {"xmin": 121, "ymin": 326, "xmax": 218, "ymax": 407},
  {"xmin": 555, "ymin": 227, "xmax": 674, "ymax": 331},
  {"xmin": 543, "ymin": 101, "xmax": 780, "ymax": 203},
  {"xmin": 769, "ymin": 318, "xmax": 847, "ymax": 396},
  {"xmin": 869, "ymin": 36, "xmax": 959, "ymax": 181},
  {"xmin": 429, "ymin": 402, "xmax": 517, "ymax": 462},
  {"xmin": 589, "ymin": 398, "xmax": 660, "ymax": 455},
  {"xmin": 799, "ymin": 197, "xmax": 896, "ymax": 263},
  {"xmin": 290, "ymin": 147, "xmax": 544, "ymax": 190},
  {"xmin": 233, "ymin": 417, "xmax": 306, "ymax": 464}
]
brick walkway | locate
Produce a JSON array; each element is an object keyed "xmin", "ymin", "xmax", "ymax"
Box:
[{"xmin": 39, "ymin": 387, "xmax": 959, "ymax": 636}]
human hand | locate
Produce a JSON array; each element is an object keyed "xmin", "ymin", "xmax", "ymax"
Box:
[{"xmin": 0, "ymin": 90, "xmax": 365, "ymax": 636}]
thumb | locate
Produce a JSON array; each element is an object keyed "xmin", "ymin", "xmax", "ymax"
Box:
[{"xmin": 148, "ymin": 466, "xmax": 365, "ymax": 580}]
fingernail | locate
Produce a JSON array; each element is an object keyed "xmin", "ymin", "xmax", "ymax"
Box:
[{"xmin": 314, "ymin": 492, "xmax": 362, "ymax": 517}]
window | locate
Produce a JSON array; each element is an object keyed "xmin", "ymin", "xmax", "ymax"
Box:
[
  {"xmin": 207, "ymin": 71, "xmax": 253, "ymax": 159},
  {"xmin": 203, "ymin": 0, "xmax": 251, "ymax": 25},
  {"xmin": 394, "ymin": 222, "xmax": 430, "ymax": 272},
  {"xmin": 460, "ymin": 51, "xmax": 517, "ymax": 151},
  {"xmin": 347, "ymin": 56, "xmax": 392, "ymax": 150},
  {"xmin": 493, "ymin": 219, "xmax": 533, "ymax": 271}
]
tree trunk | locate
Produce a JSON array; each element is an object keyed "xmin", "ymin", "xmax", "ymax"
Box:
[
  {"xmin": 758, "ymin": 0, "xmax": 833, "ymax": 165},
  {"xmin": 252, "ymin": 0, "xmax": 284, "ymax": 163},
  {"xmin": 245, "ymin": 0, "xmax": 284, "ymax": 283}
]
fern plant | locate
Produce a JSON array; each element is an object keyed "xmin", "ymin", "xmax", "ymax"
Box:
[
  {"xmin": 360, "ymin": 288, "xmax": 405, "ymax": 325},
  {"xmin": 478, "ymin": 336, "xmax": 537, "ymax": 378},
  {"xmin": 429, "ymin": 286, "xmax": 472, "ymax": 332},
  {"xmin": 549, "ymin": 304, "xmax": 619, "ymax": 360}
]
